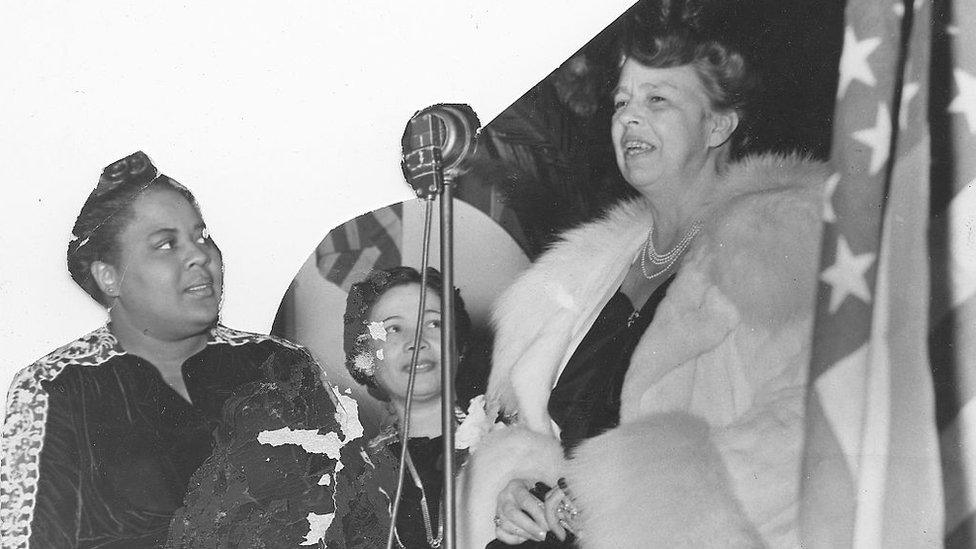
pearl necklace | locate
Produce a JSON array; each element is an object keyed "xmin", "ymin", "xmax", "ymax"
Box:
[{"xmin": 639, "ymin": 220, "xmax": 703, "ymax": 279}]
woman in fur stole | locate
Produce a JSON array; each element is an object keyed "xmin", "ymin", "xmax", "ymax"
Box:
[{"xmin": 459, "ymin": 4, "xmax": 828, "ymax": 548}]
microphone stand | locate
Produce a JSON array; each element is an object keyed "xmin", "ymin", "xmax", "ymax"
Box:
[
  {"xmin": 439, "ymin": 169, "xmax": 458, "ymax": 549},
  {"xmin": 423, "ymin": 145, "xmax": 458, "ymax": 549},
  {"xmin": 401, "ymin": 105, "xmax": 479, "ymax": 549}
]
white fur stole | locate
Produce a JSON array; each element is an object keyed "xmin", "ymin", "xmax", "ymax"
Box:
[{"xmin": 464, "ymin": 153, "xmax": 828, "ymax": 548}]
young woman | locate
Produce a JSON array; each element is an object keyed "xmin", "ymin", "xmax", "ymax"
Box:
[{"xmin": 342, "ymin": 266, "xmax": 474, "ymax": 549}]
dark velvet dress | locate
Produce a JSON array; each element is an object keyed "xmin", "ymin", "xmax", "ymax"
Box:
[
  {"xmin": 164, "ymin": 348, "xmax": 382, "ymax": 549},
  {"xmin": 364, "ymin": 415, "xmax": 468, "ymax": 549},
  {"xmin": 488, "ymin": 276, "xmax": 674, "ymax": 549},
  {"xmin": 548, "ymin": 276, "xmax": 674, "ymax": 451},
  {"xmin": 0, "ymin": 325, "xmax": 316, "ymax": 549},
  {"xmin": 382, "ymin": 436, "xmax": 446, "ymax": 549}
]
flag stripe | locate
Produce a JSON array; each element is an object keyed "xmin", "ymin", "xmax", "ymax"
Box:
[
  {"xmin": 874, "ymin": 126, "xmax": 943, "ymax": 545},
  {"xmin": 947, "ymin": 509, "xmax": 976, "ymax": 549},
  {"xmin": 800, "ymin": 394, "xmax": 857, "ymax": 545},
  {"xmin": 315, "ymin": 204, "xmax": 403, "ymax": 290},
  {"xmin": 932, "ymin": 0, "xmax": 976, "ymax": 540},
  {"xmin": 942, "ymin": 399, "xmax": 976, "ymax": 530}
]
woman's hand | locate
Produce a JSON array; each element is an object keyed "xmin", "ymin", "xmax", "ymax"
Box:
[
  {"xmin": 543, "ymin": 478, "xmax": 581, "ymax": 542},
  {"xmin": 493, "ymin": 478, "xmax": 550, "ymax": 544}
]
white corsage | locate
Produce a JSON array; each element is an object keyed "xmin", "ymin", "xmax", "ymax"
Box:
[{"xmin": 454, "ymin": 394, "xmax": 498, "ymax": 453}]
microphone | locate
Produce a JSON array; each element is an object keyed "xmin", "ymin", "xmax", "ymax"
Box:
[{"xmin": 401, "ymin": 104, "xmax": 480, "ymax": 198}]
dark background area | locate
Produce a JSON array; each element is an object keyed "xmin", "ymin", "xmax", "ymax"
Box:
[{"xmin": 457, "ymin": 0, "xmax": 847, "ymax": 258}]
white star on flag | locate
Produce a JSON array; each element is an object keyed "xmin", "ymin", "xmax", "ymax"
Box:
[
  {"xmin": 823, "ymin": 172, "xmax": 841, "ymax": 223},
  {"xmin": 899, "ymin": 81, "xmax": 920, "ymax": 129},
  {"xmin": 853, "ymin": 102, "xmax": 892, "ymax": 175},
  {"xmin": 821, "ymin": 235, "xmax": 876, "ymax": 313},
  {"xmin": 837, "ymin": 26, "xmax": 881, "ymax": 99},
  {"xmin": 949, "ymin": 68, "xmax": 976, "ymax": 134}
]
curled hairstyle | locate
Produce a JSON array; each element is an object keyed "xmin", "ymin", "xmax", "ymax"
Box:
[
  {"xmin": 618, "ymin": 0, "xmax": 755, "ymax": 157},
  {"xmin": 67, "ymin": 151, "xmax": 203, "ymax": 306},
  {"xmin": 342, "ymin": 266, "xmax": 472, "ymax": 389}
]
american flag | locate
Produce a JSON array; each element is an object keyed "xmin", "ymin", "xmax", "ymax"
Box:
[
  {"xmin": 800, "ymin": 0, "xmax": 976, "ymax": 546},
  {"xmin": 313, "ymin": 192, "xmax": 528, "ymax": 292},
  {"xmin": 315, "ymin": 204, "xmax": 403, "ymax": 291}
]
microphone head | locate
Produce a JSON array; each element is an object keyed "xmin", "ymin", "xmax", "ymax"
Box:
[{"xmin": 401, "ymin": 104, "xmax": 481, "ymax": 197}]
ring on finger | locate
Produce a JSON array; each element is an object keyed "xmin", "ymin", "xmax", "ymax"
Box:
[
  {"xmin": 502, "ymin": 523, "xmax": 526, "ymax": 537},
  {"xmin": 557, "ymin": 500, "xmax": 579, "ymax": 519}
]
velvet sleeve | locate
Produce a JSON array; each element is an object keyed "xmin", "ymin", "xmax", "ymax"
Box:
[{"xmin": 27, "ymin": 379, "xmax": 83, "ymax": 549}]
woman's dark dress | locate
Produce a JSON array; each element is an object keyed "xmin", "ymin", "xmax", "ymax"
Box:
[
  {"xmin": 384, "ymin": 436, "xmax": 446, "ymax": 549},
  {"xmin": 0, "ymin": 325, "xmax": 316, "ymax": 549},
  {"xmin": 490, "ymin": 276, "xmax": 674, "ymax": 548},
  {"xmin": 364, "ymin": 412, "xmax": 479, "ymax": 549},
  {"xmin": 548, "ymin": 277, "xmax": 674, "ymax": 450}
]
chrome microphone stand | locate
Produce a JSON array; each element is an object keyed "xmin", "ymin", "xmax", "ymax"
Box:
[
  {"xmin": 439, "ymin": 163, "xmax": 458, "ymax": 549},
  {"xmin": 400, "ymin": 105, "xmax": 480, "ymax": 549}
]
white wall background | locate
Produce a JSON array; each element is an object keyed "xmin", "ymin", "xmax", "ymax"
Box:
[{"xmin": 0, "ymin": 1, "xmax": 634, "ymax": 397}]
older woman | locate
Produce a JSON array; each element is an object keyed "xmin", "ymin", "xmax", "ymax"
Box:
[
  {"xmin": 462, "ymin": 5, "xmax": 828, "ymax": 549},
  {"xmin": 0, "ymin": 152, "xmax": 328, "ymax": 548}
]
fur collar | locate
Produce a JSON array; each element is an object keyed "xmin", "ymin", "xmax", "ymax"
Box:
[{"xmin": 488, "ymin": 153, "xmax": 828, "ymax": 433}]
